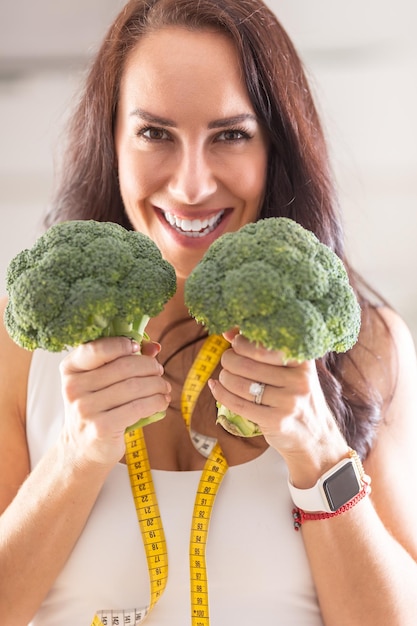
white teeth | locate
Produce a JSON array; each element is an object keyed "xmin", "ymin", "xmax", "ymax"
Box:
[{"xmin": 163, "ymin": 211, "xmax": 224, "ymax": 237}]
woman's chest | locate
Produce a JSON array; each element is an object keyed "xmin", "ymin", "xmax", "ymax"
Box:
[{"xmin": 34, "ymin": 450, "xmax": 323, "ymax": 625}]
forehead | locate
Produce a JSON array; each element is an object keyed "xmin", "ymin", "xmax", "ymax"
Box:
[{"xmin": 118, "ymin": 27, "xmax": 253, "ymax": 116}]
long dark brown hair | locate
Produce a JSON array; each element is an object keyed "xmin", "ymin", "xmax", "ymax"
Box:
[{"xmin": 46, "ymin": 0, "xmax": 388, "ymax": 458}]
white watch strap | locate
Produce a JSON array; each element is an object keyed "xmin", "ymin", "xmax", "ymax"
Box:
[{"xmin": 287, "ymin": 477, "xmax": 327, "ymax": 512}]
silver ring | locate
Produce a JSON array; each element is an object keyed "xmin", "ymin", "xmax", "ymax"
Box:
[{"xmin": 249, "ymin": 381, "xmax": 265, "ymax": 405}]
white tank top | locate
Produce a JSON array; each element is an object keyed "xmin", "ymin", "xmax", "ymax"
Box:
[{"xmin": 27, "ymin": 349, "xmax": 323, "ymax": 625}]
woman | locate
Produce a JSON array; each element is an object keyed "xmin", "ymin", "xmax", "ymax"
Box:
[{"xmin": 1, "ymin": 1, "xmax": 416, "ymax": 624}]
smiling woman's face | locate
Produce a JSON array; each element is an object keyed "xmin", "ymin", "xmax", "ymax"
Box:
[{"xmin": 114, "ymin": 26, "xmax": 269, "ymax": 280}]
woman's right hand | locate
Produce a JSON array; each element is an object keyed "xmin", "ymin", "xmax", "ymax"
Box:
[{"xmin": 59, "ymin": 336, "xmax": 171, "ymax": 468}]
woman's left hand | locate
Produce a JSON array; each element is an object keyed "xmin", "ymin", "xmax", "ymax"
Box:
[{"xmin": 209, "ymin": 330, "xmax": 349, "ymax": 486}]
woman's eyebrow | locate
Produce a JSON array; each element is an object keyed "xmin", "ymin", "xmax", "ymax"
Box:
[
  {"xmin": 129, "ymin": 108, "xmax": 177, "ymax": 127},
  {"xmin": 208, "ymin": 114, "xmax": 257, "ymax": 129}
]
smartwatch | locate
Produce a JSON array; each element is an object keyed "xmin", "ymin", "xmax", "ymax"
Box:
[{"xmin": 288, "ymin": 457, "xmax": 363, "ymax": 513}]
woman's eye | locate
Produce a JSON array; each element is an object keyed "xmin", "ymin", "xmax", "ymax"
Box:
[
  {"xmin": 139, "ymin": 127, "xmax": 169, "ymax": 141},
  {"xmin": 216, "ymin": 129, "xmax": 251, "ymax": 142}
]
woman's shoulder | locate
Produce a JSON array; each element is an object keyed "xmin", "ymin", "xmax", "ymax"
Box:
[
  {"xmin": 0, "ymin": 296, "xmax": 34, "ymax": 511},
  {"xmin": 346, "ymin": 303, "xmax": 416, "ymax": 406},
  {"xmin": 0, "ymin": 296, "xmax": 33, "ymax": 414},
  {"xmin": 358, "ymin": 304, "xmax": 415, "ymax": 363}
]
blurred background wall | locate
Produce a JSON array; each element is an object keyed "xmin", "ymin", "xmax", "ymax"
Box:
[{"xmin": 1, "ymin": 1, "xmax": 416, "ymax": 339}]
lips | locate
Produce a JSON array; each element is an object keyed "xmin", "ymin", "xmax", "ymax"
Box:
[{"xmin": 162, "ymin": 210, "xmax": 225, "ymax": 238}]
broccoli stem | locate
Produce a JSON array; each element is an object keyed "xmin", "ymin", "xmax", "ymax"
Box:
[
  {"xmin": 216, "ymin": 404, "xmax": 262, "ymax": 437},
  {"xmin": 125, "ymin": 410, "xmax": 166, "ymax": 433},
  {"xmin": 103, "ymin": 314, "xmax": 151, "ymax": 344}
]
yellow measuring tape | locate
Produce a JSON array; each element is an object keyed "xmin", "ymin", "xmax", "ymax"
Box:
[
  {"xmin": 182, "ymin": 335, "xmax": 230, "ymax": 626},
  {"xmin": 92, "ymin": 334, "xmax": 230, "ymax": 626},
  {"xmin": 92, "ymin": 427, "xmax": 168, "ymax": 626}
]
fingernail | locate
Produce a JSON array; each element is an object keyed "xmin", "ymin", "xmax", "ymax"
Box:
[
  {"xmin": 131, "ymin": 340, "xmax": 140, "ymax": 353},
  {"xmin": 207, "ymin": 379, "xmax": 215, "ymax": 392}
]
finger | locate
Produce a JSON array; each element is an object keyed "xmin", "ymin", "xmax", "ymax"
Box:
[
  {"xmin": 230, "ymin": 333, "xmax": 302, "ymax": 367},
  {"xmin": 218, "ymin": 370, "xmax": 284, "ymax": 410},
  {"xmin": 218, "ymin": 359, "xmax": 318, "ymax": 412},
  {"xmin": 141, "ymin": 339, "xmax": 162, "ymax": 357},
  {"xmin": 218, "ymin": 368, "xmax": 260, "ymax": 400},
  {"xmin": 73, "ymin": 389, "xmax": 171, "ymax": 441},
  {"xmin": 222, "ymin": 327, "xmax": 240, "ymax": 343},
  {"xmin": 62, "ymin": 352, "xmax": 165, "ymax": 402},
  {"xmin": 61, "ymin": 336, "xmax": 139, "ymax": 374},
  {"xmin": 75, "ymin": 373, "xmax": 171, "ymax": 417},
  {"xmin": 208, "ymin": 377, "xmax": 267, "ymax": 422},
  {"xmin": 93, "ymin": 353, "xmax": 164, "ymax": 392},
  {"xmin": 107, "ymin": 392, "xmax": 170, "ymax": 433},
  {"xmin": 221, "ymin": 348, "xmax": 300, "ymax": 388}
]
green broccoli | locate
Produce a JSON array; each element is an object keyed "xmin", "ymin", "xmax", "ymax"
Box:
[
  {"xmin": 4, "ymin": 219, "xmax": 177, "ymax": 429},
  {"xmin": 184, "ymin": 217, "xmax": 361, "ymax": 437}
]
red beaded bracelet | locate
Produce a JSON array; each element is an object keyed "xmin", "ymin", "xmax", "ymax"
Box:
[{"xmin": 292, "ymin": 481, "xmax": 371, "ymax": 531}]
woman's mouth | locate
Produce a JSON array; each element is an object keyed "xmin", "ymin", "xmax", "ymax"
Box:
[{"xmin": 162, "ymin": 210, "xmax": 225, "ymax": 238}]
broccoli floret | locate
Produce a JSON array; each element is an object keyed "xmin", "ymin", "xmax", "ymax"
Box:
[
  {"xmin": 4, "ymin": 220, "xmax": 177, "ymax": 430},
  {"xmin": 184, "ymin": 217, "xmax": 361, "ymax": 437}
]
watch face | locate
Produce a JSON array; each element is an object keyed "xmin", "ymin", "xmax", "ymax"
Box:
[{"xmin": 322, "ymin": 462, "xmax": 361, "ymax": 511}]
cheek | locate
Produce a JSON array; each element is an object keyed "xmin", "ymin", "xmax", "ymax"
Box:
[
  {"xmin": 117, "ymin": 154, "xmax": 159, "ymax": 207},
  {"xmin": 236, "ymin": 152, "xmax": 268, "ymax": 203}
]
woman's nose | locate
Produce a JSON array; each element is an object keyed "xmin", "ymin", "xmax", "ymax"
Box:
[{"xmin": 167, "ymin": 146, "xmax": 217, "ymax": 205}]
